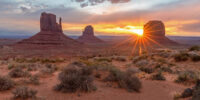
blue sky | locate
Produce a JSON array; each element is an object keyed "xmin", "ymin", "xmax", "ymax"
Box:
[{"xmin": 0, "ymin": 0, "xmax": 200, "ymax": 36}]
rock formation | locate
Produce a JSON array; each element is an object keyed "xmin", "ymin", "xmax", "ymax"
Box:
[
  {"xmin": 77, "ymin": 25, "xmax": 103, "ymax": 44},
  {"xmin": 40, "ymin": 12, "xmax": 62, "ymax": 32},
  {"xmin": 143, "ymin": 21, "xmax": 165, "ymax": 37},
  {"xmin": 17, "ymin": 12, "xmax": 80, "ymax": 46},
  {"xmin": 143, "ymin": 20, "xmax": 177, "ymax": 45}
]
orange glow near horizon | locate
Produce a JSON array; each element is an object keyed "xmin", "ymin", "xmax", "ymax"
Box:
[
  {"xmin": 62, "ymin": 23, "xmax": 144, "ymax": 35},
  {"xmin": 61, "ymin": 20, "xmax": 200, "ymax": 36}
]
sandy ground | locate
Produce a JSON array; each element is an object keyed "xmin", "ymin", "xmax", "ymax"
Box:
[{"xmin": 0, "ymin": 70, "xmax": 187, "ymax": 100}]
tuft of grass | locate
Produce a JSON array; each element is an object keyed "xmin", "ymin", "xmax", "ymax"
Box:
[
  {"xmin": 152, "ymin": 72, "xmax": 166, "ymax": 81},
  {"xmin": 104, "ymin": 68, "xmax": 142, "ymax": 92},
  {"xmin": 29, "ymin": 75, "xmax": 40, "ymax": 85},
  {"xmin": 12, "ymin": 86, "xmax": 37, "ymax": 100},
  {"xmin": 113, "ymin": 56, "xmax": 126, "ymax": 62},
  {"xmin": 175, "ymin": 71, "xmax": 199, "ymax": 84},
  {"xmin": 9, "ymin": 67, "xmax": 30, "ymax": 78},
  {"xmin": 174, "ymin": 52, "xmax": 189, "ymax": 62},
  {"xmin": 40, "ymin": 64, "xmax": 57, "ymax": 74},
  {"xmin": 191, "ymin": 55, "xmax": 200, "ymax": 62},
  {"xmin": 189, "ymin": 46, "xmax": 200, "ymax": 51},
  {"xmin": 139, "ymin": 67, "xmax": 154, "ymax": 74},
  {"xmin": 0, "ymin": 76, "xmax": 14, "ymax": 91},
  {"xmin": 94, "ymin": 57, "xmax": 112, "ymax": 62},
  {"xmin": 54, "ymin": 66, "xmax": 96, "ymax": 93}
]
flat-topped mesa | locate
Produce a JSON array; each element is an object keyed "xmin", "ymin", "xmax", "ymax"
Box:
[
  {"xmin": 77, "ymin": 25, "xmax": 103, "ymax": 44},
  {"xmin": 40, "ymin": 12, "xmax": 63, "ymax": 32},
  {"xmin": 143, "ymin": 20, "xmax": 165, "ymax": 37}
]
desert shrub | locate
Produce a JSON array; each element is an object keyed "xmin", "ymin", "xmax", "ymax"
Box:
[
  {"xmin": 0, "ymin": 76, "xmax": 14, "ymax": 91},
  {"xmin": 160, "ymin": 67, "xmax": 173, "ymax": 73},
  {"xmin": 114, "ymin": 56, "xmax": 126, "ymax": 62},
  {"xmin": 40, "ymin": 64, "xmax": 57, "ymax": 74},
  {"xmin": 9, "ymin": 67, "xmax": 29, "ymax": 78},
  {"xmin": 26, "ymin": 63, "xmax": 39, "ymax": 71},
  {"xmin": 174, "ymin": 52, "xmax": 189, "ymax": 62},
  {"xmin": 132, "ymin": 55, "xmax": 148, "ymax": 63},
  {"xmin": 12, "ymin": 86, "xmax": 37, "ymax": 100},
  {"xmin": 54, "ymin": 66, "xmax": 96, "ymax": 93},
  {"xmin": 139, "ymin": 67, "xmax": 154, "ymax": 74},
  {"xmin": 156, "ymin": 58, "xmax": 167, "ymax": 64},
  {"xmin": 152, "ymin": 72, "xmax": 166, "ymax": 81},
  {"xmin": 8, "ymin": 64, "xmax": 14, "ymax": 70},
  {"xmin": 192, "ymin": 87, "xmax": 200, "ymax": 100},
  {"xmin": 15, "ymin": 58, "xmax": 26, "ymax": 63},
  {"xmin": 29, "ymin": 75, "xmax": 39, "ymax": 85},
  {"xmin": 175, "ymin": 71, "xmax": 199, "ymax": 84},
  {"xmin": 135, "ymin": 60, "xmax": 149, "ymax": 67},
  {"xmin": 126, "ymin": 67, "xmax": 140, "ymax": 75},
  {"xmin": 94, "ymin": 57, "xmax": 112, "ymax": 62},
  {"xmin": 189, "ymin": 46, "xmax": 200, "ymax": 51},
  {"xmin": 41, "ymin": 58, "xmax": 65, "ymax": 63},
  {"xmin": 181, "ymin": 88, "xmax": 193, "ymax": 98},
  {"xmin": 191, "ymin": 55, "xmax": 200, "ymax": 62},
  {"xmin": 178, "ymin": 80, "xmax": 200, "ymax": 99},
  {"xmin": 104, "ymin": 68, "xmax": 142, "ymax": 92}
]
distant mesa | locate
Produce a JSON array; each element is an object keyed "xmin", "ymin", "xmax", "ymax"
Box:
[
  {"xmin": 77, "ymin": 25, "xmax": 103, "ymax": 44},
  {"xmin": 143, "ymin": 20, "xmax": 177, "ymax": 45},
  {"xmin": 17, "ymin": 12, "xmax": 80, "ymax": 46}
]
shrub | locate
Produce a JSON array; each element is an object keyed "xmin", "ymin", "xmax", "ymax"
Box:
[
  {"xmin": 95, "ymin": 57, "xmax": 112, "ymax": 62},
  {"xmin": 54, "ymin": 66, "xmax": 96, "ymax": 93},
  {"xmin": 12, "ymin": 86, "xmax": 37, "ymax": 100},
  {"xmin": 29, "ymin": 75, "xmax": 39, "ymax": 85},
  {"xmin": 174, "ymin": 52, "xmax": 189, "ymax": 62},
  {"xmin": 9, "ymin": 67, "xmax": 29, "ymax": 78},
  {"xmin": 139, "ymin": 67, "xmax": 154, "ymax": 74},
  {"xmin": 104, "ymin": 68, "xmax": 142, "ymax": 92},
  {"xmin": 175, "ymin": 71, "xmax": 199, "ymax": 84},
  {"xmin": 8, "ymin": 64, "xmax": 14, "ymax": 70},
  {"xmin": 191, "ymin": 55, "xmax": 200, "ymax": 62},
  {"xmin": 160, "ymin": 67, "xmax": 173, "ymax": 73},
  {"xmin": 114, "ymin": 56, "xmax": 126, "ymax": 62},
  {"xmin": 135, "ymin": 60, "xmax": 149, "ymax": 67},
  {"xmin": 132, "ymin": 55, "xmax": 148, "ymax": 63},
  {"xmin": 40, "ymin": 64, "xmax": 57, "ymax": 74},
  {"xmin": 152, "ymin": 72, "xmax": 166, "ymax": 81},
  {"xmin": 0, "ymin": 76, "xmax": 14, "ymax": 91},
  {"xmin": 189, "ymin": 46, "xmax": 200, "ymax": 51}
]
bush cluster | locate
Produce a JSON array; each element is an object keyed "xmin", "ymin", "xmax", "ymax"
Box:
[
  {"xmin": 12, "ymin": 86, "xmax": 37, "ymax": 100},
  {"xmin": 54, "ymin": 66, "xmax": 96, "ymax": 93},
  {"xmin": 0, "ymin": 76, "xmax": 14, "ymax": 91},
  {"xmin": 104, "ymin": 68, "xmax": 142, "ymax": 92}
]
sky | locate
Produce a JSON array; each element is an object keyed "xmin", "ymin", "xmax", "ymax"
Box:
[{"xmin": 0, "ymin": 0, "xmax": 200, "ymax": 37}]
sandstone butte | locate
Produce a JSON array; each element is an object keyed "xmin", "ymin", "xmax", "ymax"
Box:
[
  {"xmin": 143, "ymin": 20, "xmax": 177, "ymax": 45},
  {"xmin": 77, "ymin": 25, "xmax": 103, "ymax": 44},
  {"xmin": 17, "ymin": 12, "xmax": 80, "ymax": 46}
]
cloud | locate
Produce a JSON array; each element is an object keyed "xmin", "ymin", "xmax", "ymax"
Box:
[
  {"xmin": 180, "ymin": 22, "xmax": 200, "ymax": 32},
  {"xmin": 72, "ymin": 0, "xmax": 131, "ymax": 7}
]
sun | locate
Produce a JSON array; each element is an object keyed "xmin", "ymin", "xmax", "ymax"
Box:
[{"xmin": 132, "ymin": 29, "xmax": 144, "ymax": 36}]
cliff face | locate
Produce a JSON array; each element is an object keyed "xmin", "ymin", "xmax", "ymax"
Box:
[
  {"xmin": 17, "ymin": 12, "xmax": 80, "ymax": 46},
  {"xmin": 77, "ymin": 25, "xmax": 103, "ymax": 44},
  {"xmin": 40, "ymin": 12, "xmax": 62, "ymax": 32}
]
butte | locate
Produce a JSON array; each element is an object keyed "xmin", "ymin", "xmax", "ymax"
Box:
[
  {"xmin": 77, "ymin": 25, "xmax": 103, "ymax": 44},
  {"xmin": 15, "ymin": 12, "xmax": 81, "ymax": 49},
  {"xmin": 142, "ymin": 20, "xmax": 177, "ymax": 46}
]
